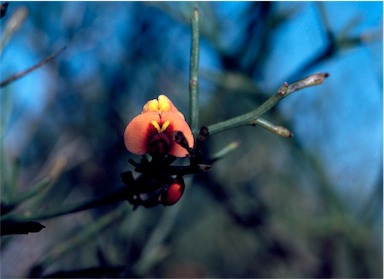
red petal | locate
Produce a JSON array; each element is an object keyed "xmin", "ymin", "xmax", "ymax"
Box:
[
  {"xmin": 124, "ymin": 112, "xmax": 159, "ymax": 155},
  {"xmin": 161, "ymin": 112, "xmax": 194, "ymax": 157}
]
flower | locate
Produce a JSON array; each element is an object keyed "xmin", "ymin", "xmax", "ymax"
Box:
[{"xmin": 124, "ymin": 95, "xmax": 194, "ymax": 157}]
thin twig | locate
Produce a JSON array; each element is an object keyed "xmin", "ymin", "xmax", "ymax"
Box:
[
  {"xmin": 189, "ymin": 5, "xmax": 200, "ymax": 134},
  {"xmin": 0, "ymin": 46, "xmax": 66, "ymax": 88},
  {"xmin": 207, "ymin": 73, "xmax": 329, "ymax": 135}
]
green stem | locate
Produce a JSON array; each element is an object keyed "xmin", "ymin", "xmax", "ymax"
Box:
[
  {"xmin": 189, "ymin": 5, "xmax": 200, "ymax": 134},
  {"xmin": 1, "ymin": 177, "xmax": 51, "ymax": 216},
  {"xmin": 207, "ymin": 73, "xmax": 329, "ymax": 135}
]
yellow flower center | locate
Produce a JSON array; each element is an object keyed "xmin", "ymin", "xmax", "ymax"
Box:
[
  {"xmin": 151, "ymin": 120, "xmax": 170, "ymax": 133},
  {"xmin": 143, "ymin": 95, "xmax": 171, "ymax": 114}
]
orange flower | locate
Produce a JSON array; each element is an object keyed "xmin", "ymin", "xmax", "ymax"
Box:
[{"xmin": 124, "ymin": 95, "xmax": 194, "ymax": 157}]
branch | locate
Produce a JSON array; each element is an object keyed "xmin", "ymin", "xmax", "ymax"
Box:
[
  {"xmin": 207, "ymin": 73, "xmax": 329, "ymax": 135},
  {"xmin": 0, "ymin": 46, "xmax": 66, "ymax": 88}
]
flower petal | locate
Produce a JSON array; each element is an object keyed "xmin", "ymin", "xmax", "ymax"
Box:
[
  {"xmin": 124, "ymin": 112, "xmax": 160, "ymax": 155},
  {"xmin": 161, "ymin": 112, "xmax": 194, "ymax": 157}
]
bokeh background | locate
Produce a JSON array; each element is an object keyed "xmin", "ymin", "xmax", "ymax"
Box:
[{"xmin": 1, "ymin": 1, "xmax": 382, "ymax": 278}]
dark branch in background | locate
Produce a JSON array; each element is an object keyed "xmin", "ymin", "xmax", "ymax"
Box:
[
  {"xmin": 1, "ymin": 220, "xmax": 45, "ymax": 235},
  {"xmin": 287, "ymin": 2, "xmax": 381, "ymax": 82},
  {"xmin": 0, "ymin": 2, "xmax": 9, "ymax": 19},
  {"xmin": 0, "ymin": 46, "xmax": 66, "ymax": 88}
]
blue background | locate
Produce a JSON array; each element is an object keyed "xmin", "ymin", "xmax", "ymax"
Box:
[{"xmin": 1, "ymin": 2, "xmax": 382, "ymax": 278}]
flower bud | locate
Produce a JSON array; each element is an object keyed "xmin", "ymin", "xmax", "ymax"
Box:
[{"xmin": 160, "ymin": 177, "xmax": 185, "ymax": 206}]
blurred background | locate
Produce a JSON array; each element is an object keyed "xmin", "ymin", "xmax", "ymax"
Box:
[{"xmin": 1, "ymin": 2, "xmax": 382, "ymax": 278}]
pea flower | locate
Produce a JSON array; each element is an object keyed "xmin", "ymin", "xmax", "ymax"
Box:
[{"xmin": 124, "ymin": 95, "xmax": 194, "ymax": 158}]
